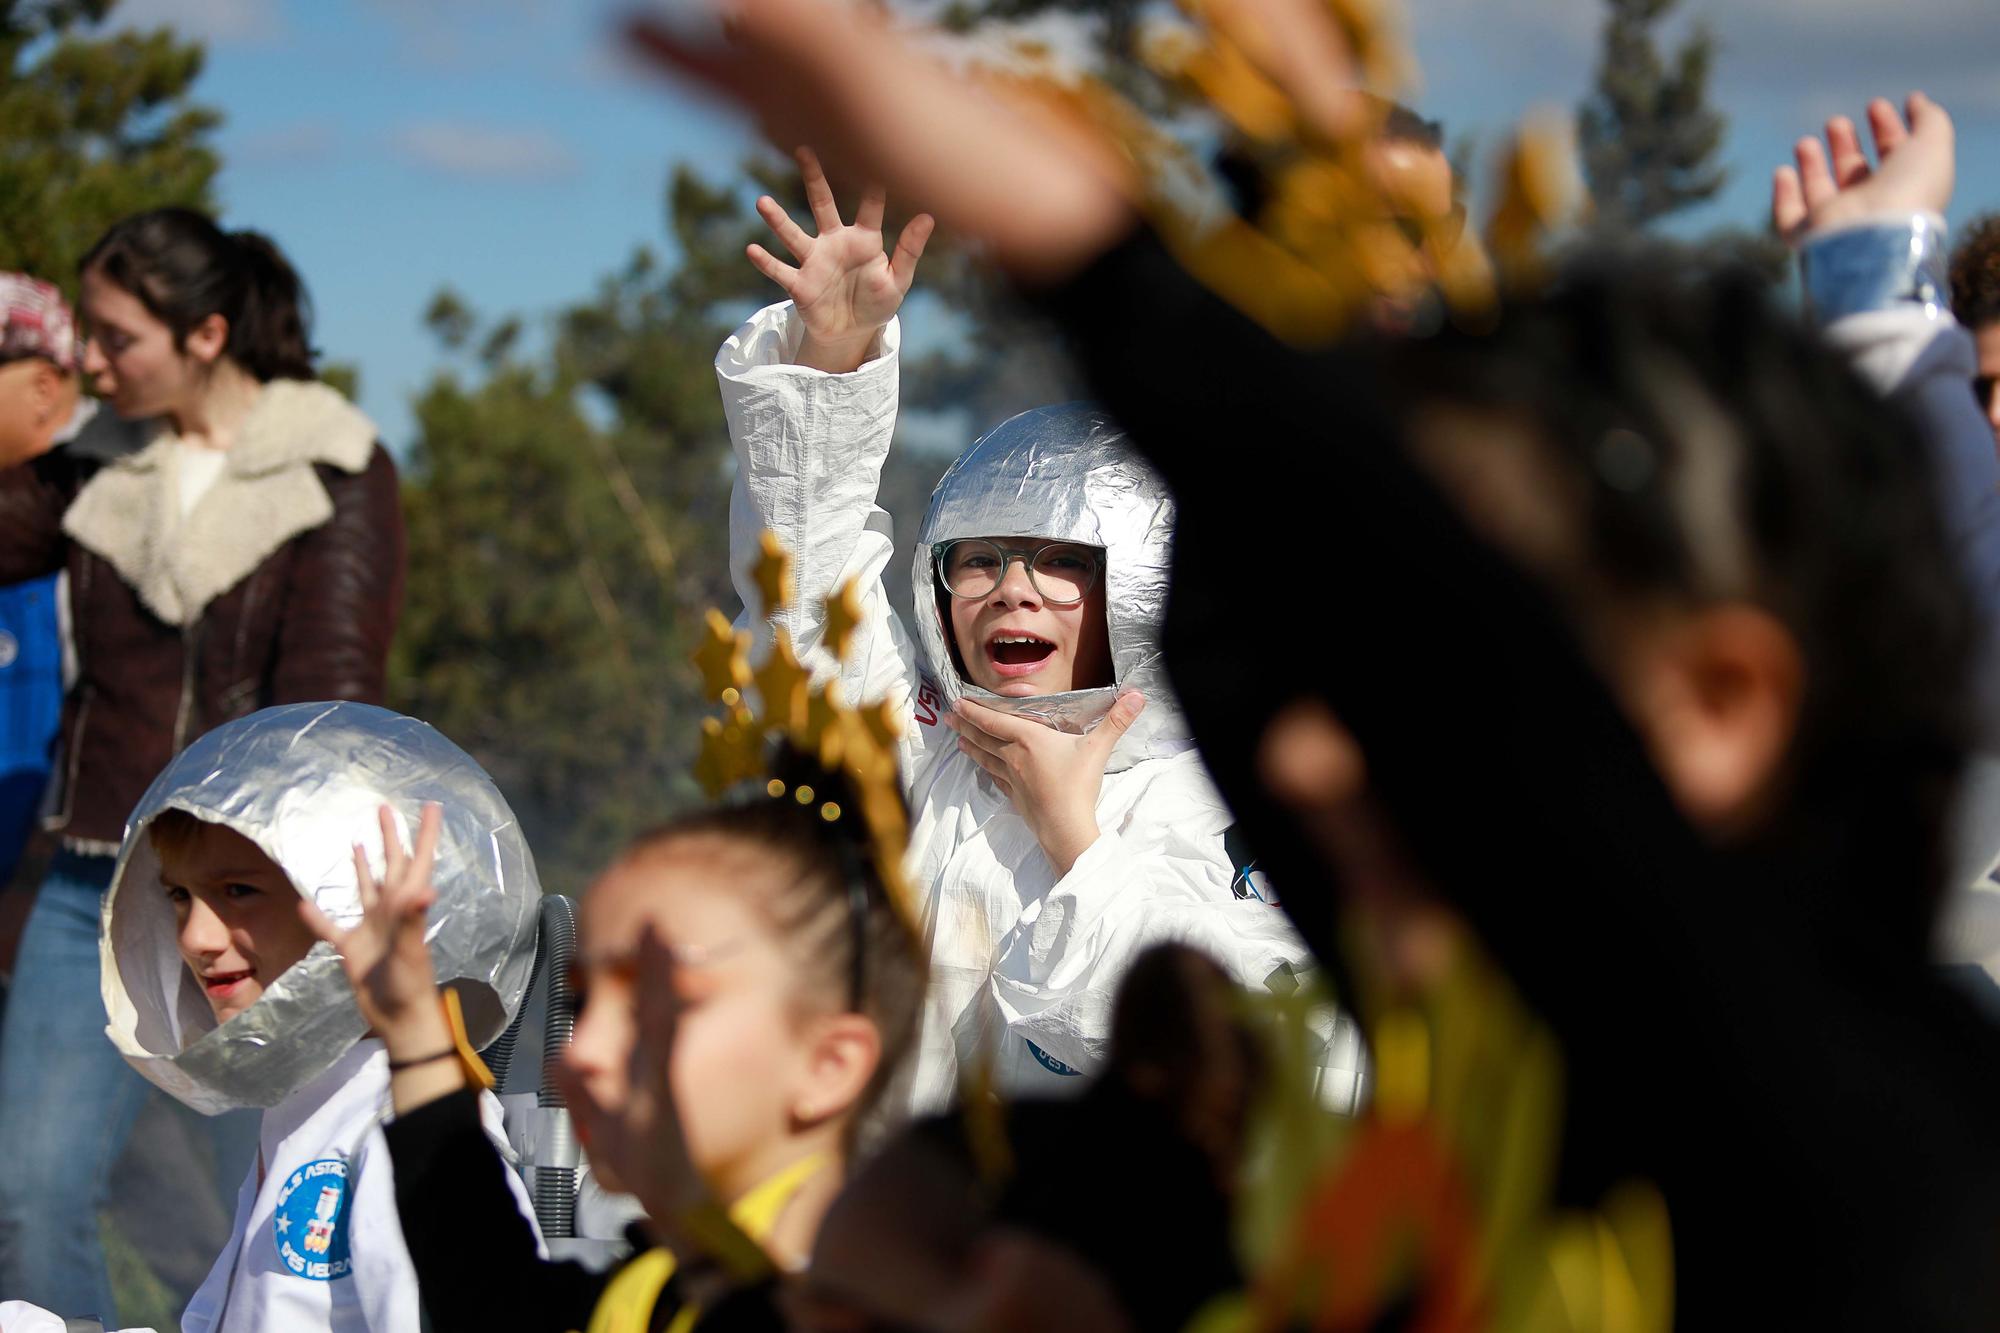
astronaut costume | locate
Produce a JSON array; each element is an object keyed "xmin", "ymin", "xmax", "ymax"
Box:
[
  {"xmin": 97, "ymin": 702, "xmax": 543, "ymax": 1332},
  {"xmin": 718, "ymin": 302, "xmax": 1359, "ymax": 1113}
]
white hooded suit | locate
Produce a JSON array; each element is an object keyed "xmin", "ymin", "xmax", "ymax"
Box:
[
  {"xmin": 717, "ymin": 302, "xmax": 1360, "ymax": 1113},
  {"xmin": 98, "ymin": 702, "xmax": 543, "ymax": 1331}
]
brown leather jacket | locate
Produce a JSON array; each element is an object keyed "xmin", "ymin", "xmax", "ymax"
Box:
[{"xmin": 0, "ymin": 381, "xmax": 405, "ymax": 846}]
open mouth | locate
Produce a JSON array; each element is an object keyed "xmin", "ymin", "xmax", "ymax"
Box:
[
  {"xmin": 985, "ymin": 631, "xmax": 1057, "ymax": 676},
  {"xmin": 202, "ymin": 969, "xmax": 254, "ymax": 1000}
]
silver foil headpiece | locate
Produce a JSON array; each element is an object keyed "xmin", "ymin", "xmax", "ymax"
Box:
[
  {"xmin": 100, "ymin": 702, "xmax": 542, "ymax": 1114},
  {"xmin": 1800, "ymin": 213, "xmax": 1951, "ymax": 327},
  {"xmin": 909, "ymin": 402, "xmax": 1188, "ymax": 771}
]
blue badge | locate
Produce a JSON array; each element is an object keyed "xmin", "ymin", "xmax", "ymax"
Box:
[
  {"xmin": 274, "ymin": 1157, "xmax": 353, "ymax": 1281},
  {"xmin": 1026, "ymin": 1039, "xmax": 1083, "ymax": 1077}
]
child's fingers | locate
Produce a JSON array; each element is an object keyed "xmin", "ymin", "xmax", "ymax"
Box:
[
  {"xmin": 353, "ymin": 842, "xmax": 380, "ymax": 914},
  {"xmin": 853, "ymin": 182, "xmax": 887, "ymax": 234},
  {"xmin": 797, "ymin": 145, "xmax": 843, "ymax": 234},
  {"xmin": 410, "ymin": 802, "xmax": 443, "ymax": 886},
  {"xmin": 378, "ymin": 804, "xmax": 405, "ymax": 882},
  {"xmin": 632, "ymin": 927, "xmax": 686, "ymax": 1050},
  {"xmin": 1825, "ymin": 115, "xmax": 1869, "ymax": 187},
  {"xmin": 1870, "ymin": 95, "xmax": 1910, "ymax": 157},
  {"xmin": 1794, "ymin": 135, "xmax": 1836, "ymax": 212},
  {"xmin": 1772, "ymin": 165, "xmax": 1807, "ymax": 236},
  {"xmin": 297, "ymin": 893, "xmax": 344, "ymax": 947},
  {"xmin": 746, "ymin": 243, "xmax": 803, "ymax": 294},
  {"xmin": 891, "ymin": 213, "xmax": 935, "ymax": 291},
  {"xmin": 756, "ymin": 195, "xmax": 815, "ymax": 261}
]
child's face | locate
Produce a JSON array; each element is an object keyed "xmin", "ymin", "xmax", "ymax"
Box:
[
  {"xmin": 158, "ymin": 822, "xmax": 319, "ymax": 1023},
  {"xmin": 943, "ymin": 537, "xmax": 1114, "ymax": 697},
  {"xmin": 561, "ymin": 840, "xmax": 830, "ymax": 1203}
]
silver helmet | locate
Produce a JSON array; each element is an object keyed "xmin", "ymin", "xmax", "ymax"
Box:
[
  {"xmin": 909, "ymin": 403, "xmax": 1188, "ymax": 771},
  {"xmin": 100, "ymin": 702, "xmax": 541, "ymax": 1114}
]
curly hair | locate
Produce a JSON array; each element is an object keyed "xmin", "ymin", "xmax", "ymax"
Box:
[{"xmin": 1950, "ymin": 212, "xmax": 2000, "ymax": 331}]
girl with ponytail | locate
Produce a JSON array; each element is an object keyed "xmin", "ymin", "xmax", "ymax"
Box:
[{"xmin": 0, "ymin": 207, "xmax": 404, "ymax": 1323}]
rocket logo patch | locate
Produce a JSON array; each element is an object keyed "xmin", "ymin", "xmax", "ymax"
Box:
[
  {"xmin": 274, "ymin": 1157, "xmax": 353, "ymax": 1281},
  {"xmin": 1026, "ymin": 1039, "xmax": 1083, "ymax": 1077}
]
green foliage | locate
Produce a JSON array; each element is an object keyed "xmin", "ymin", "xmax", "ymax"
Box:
[
  {"xmin": 1578, "ymin": 0, "xmax": 1727, "ymax": 231},
  {"xmin": 0, "ymin": 0, "xmax": 220, "ymax": 288}
]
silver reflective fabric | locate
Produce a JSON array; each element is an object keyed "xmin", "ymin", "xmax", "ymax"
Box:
[
  {"xmin": 1801, "ymin": 214, "xmax": 1952, "ymax": 326},
  {"xmin": 910, "ymin": 402, "xmax": 1188, "ymax": 769},
  {"xmin": 100, "ymin": 702, "xmax": 541, "ymax": 1114}
]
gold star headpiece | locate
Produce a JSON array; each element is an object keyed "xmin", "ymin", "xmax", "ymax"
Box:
[
  {"xmin": 975, "ymin": 0, "xmax": 1587, "ymax": 345},
  {"xmin": 690, "ymin": 530, "xmax": 917, "ymax": 936}
]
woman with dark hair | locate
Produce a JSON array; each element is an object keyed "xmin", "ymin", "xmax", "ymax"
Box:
[{"xmin": 0, "ymin": 207, "xmax": 404, "ymax": 1323}]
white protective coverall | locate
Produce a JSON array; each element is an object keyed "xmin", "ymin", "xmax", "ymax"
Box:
[
  {"xmin": 97, "ymin": 702, "xmax": 544, "ymax": 1332},
  {"xmin": 718, "ymin": 302, "xmax": 1362, "ymax": 1113}
]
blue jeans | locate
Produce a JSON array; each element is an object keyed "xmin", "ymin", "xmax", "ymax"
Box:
[
  {"xmin": 0, "ymin": 852, "xmax": 257, "ymax": 1321},
  {"xmin": 0, "ymin": 852, "xmax": 154, "ymax": 1320}
]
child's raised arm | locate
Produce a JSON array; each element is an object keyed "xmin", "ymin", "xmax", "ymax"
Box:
[
  {"xmin": 299, "ymin": 801, "xmax": 466, "ymax": 1113},
  {"xmin": 718, "ymin": 149, "xmax": 933, "ymax": 765}
]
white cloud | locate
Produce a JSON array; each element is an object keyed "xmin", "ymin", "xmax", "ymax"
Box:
[
  {"xmin": 113, "ymin": 0, "xmax": 281, "ymax": 44},
  {"xmin": 393, "ymin": 123, "xmax": 580, "ymax": 180}
]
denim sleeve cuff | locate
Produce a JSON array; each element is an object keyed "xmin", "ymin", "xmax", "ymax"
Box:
[{"xmin": 1800, "ymin": 213, "xmax": 1951, "ymax": 327}]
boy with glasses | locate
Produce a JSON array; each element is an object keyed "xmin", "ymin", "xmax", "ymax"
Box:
[{"xmin": 712, "ymin": 150, "xmax": 1350, "ymax": 1114}]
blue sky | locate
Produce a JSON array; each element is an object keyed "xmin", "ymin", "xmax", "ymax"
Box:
[{"xmin": 115, "ymin": 0, "xmax": 2000, "ymax": 452}]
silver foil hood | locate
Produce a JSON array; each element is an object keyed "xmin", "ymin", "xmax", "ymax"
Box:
[
  {"xmin": 910, "ymin": 402, "xmax": 1188, "ymax": 771},
  {"xmin": 101, "ymin": 702, "xmax": 542, "ymax": 1114}
]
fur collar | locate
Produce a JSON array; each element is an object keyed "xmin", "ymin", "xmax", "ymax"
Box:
[{"xmin": 62, "ymin": 380, "xmax": 378, "ymax": 627}]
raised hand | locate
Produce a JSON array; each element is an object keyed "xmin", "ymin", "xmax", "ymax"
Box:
[
  {"xmin": 749, "ymin": 146, "xmax": 934, "ymax": 374},
  {"xmin": 949, "ymin": 692, "xmax": 1147, "ymax": 874},
  {"xmin": 624, "ymin": 5, "xmax": 1132, "ymax": 285},
  {"xmin": 300, "ymin": 803, "xmax": 456, "ymax": 1089},
  {"xmin": 556, "ymin": 924, "xmax": 711, "ymax": 1229},
  {"xmin": 1772, "ymin": 93, "xmax": 1955, "ymax": 242}
]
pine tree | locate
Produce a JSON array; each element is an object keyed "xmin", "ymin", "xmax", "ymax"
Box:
[
  {"xmin": 0, "ymin": 0, "xmax": 221, "ymax": 286},
  {"xmin": 1578, "ymin": 0, "xmax": 1727, "ymax": 231}
]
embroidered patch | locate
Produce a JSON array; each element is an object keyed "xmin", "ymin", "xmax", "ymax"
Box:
[
  {"xmin": 1026, "ymin": 1039, "xmax": 1083, "ymax": 1077},
  {"xmin": 274, "ymin": 1157, "xmax": 353, "ymax": 1281}
]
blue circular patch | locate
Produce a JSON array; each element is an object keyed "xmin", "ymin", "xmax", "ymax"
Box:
[
  {"xmin": 274, "ymin": 1157, "xmax": 353, "ymax": 1281},
  {"xmin": 1026, "ymin": 1039, "xmax": 1083, "ymax": 1077}
]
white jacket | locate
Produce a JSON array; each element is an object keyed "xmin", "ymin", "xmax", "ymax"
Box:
[
  {"xmin": 182, "ymin": 1041, "xmax": 534, "ymax": 1333},
  {"xmin": 716, "ymin": 302, "xmax": 1352, "ymax": 1112}
]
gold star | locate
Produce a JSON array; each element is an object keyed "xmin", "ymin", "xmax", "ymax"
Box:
[
  {"xmin": 859, "ymin": 697, "xmax": 905, "ymax": 753},
  {"xmin": 801, "ymin": 679, "xmax": 848, "ymax": 769},
  {"xmin": 691, "ymin": 608, "xmax": 751, "ymax": 702},
  {"xmin": 822, "ymin": 576, "xmax": 865, "ymax": 662},
  {"xmin": 694, "ymin": 709, "xmax": 763, "ymax": 797},
  {"xmin": 754, "ymin": 626, "xmax": 811, "ymax": 735},
  {"xmin": 749, "ymin": 530, "xmax": 795, "ymax": 616}
]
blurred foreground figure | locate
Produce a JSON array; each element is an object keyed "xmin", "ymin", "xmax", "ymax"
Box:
[{"xmin": 629, "ymin": 1, "xmax": 2000, "ymax": 1322}]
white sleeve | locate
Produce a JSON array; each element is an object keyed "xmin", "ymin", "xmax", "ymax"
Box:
[
  {"xmin": 716, "ymin": 301, "xmax": 929, "ymax": 775},
  {"xmin": 985, "ymin": 763, "xmax": 1317, "ymax": 1071}
]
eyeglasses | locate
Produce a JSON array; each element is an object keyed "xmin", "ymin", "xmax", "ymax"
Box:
[{"xmin": 933, "ymin": 539, "xmax": 1103, "ymax": 608}]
